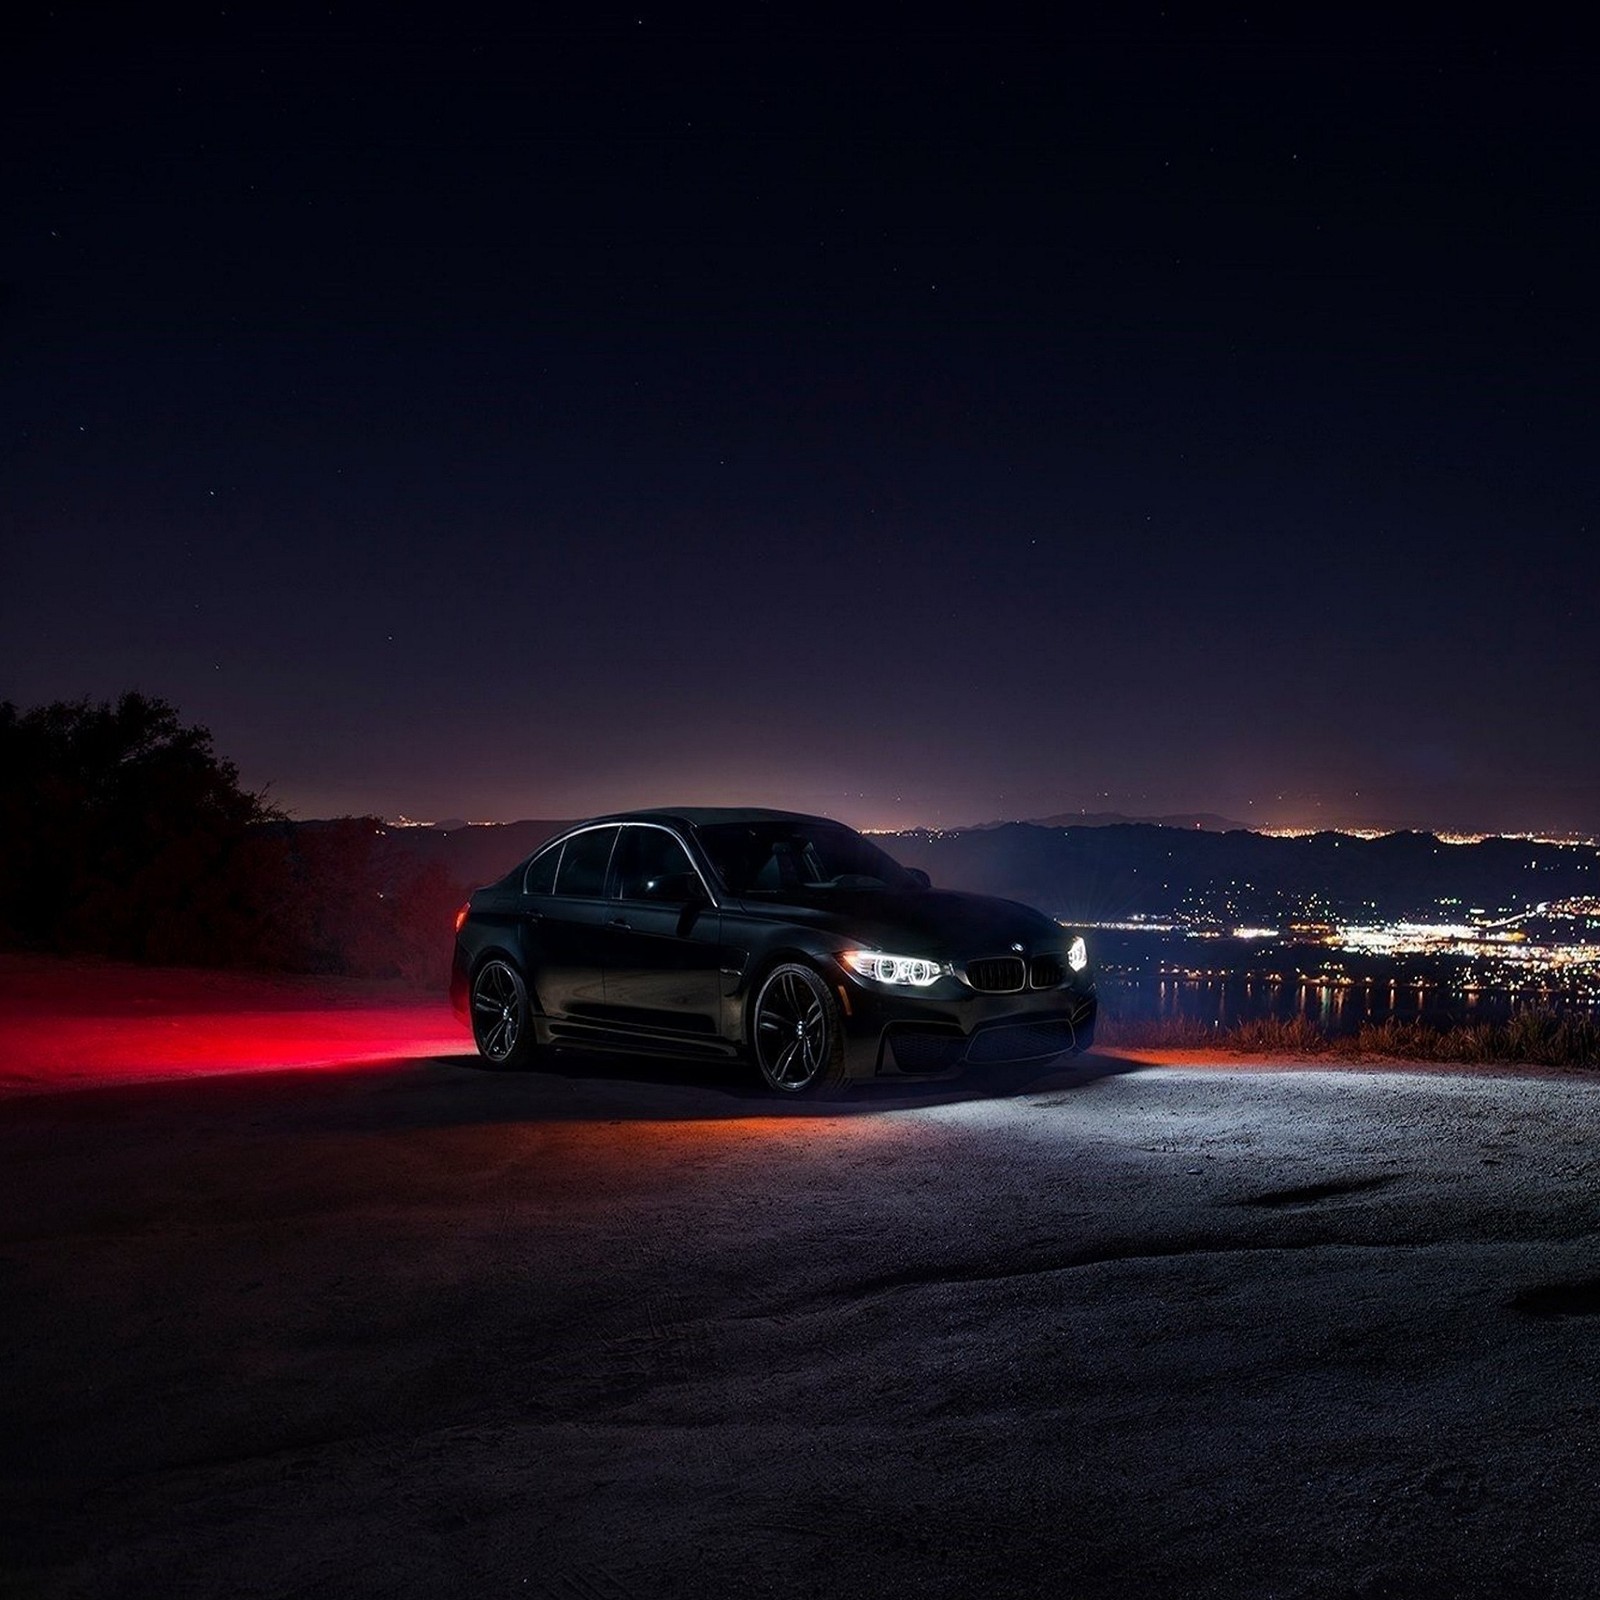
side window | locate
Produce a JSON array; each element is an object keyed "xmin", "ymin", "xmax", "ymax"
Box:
[
  {"xmin": 553, "ymin": 826, "xmax": 619, "ymax": 898},
  {"xmin": 614, "ymin": 827, "xmax": 697, "ymax": 901},
  {"xmin": 523, "ymin": 844, "xmax": 561, "ymax": 896}
]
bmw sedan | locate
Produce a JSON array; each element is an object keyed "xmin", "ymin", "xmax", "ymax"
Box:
[{"xmin": 450, "ymin": 808, "xmax": 1096, "ymax": 1095}]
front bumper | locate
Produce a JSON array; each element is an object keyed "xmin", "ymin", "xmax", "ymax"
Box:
[{"xmin": 832, "ymin": 975, "xmax": 1098, "ymax": 1081}]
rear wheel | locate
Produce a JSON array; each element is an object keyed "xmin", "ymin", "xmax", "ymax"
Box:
[
  {"xmin": 470, "ymin": 959, "xmax": 537, "ymax": 1068},
  {"xmin": 751, "ymin": 963, "xmax": 848, "ymax": 1096}
]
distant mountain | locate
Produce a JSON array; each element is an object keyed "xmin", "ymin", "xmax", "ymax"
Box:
[
  {"xmin": 883, "ymin": 822, "xmax": 1600, "ymax": 925},
  {"xmin": 308, "ymin": 818, "xmax": 573, "ymax": 888},
  {"xmin": 1011, "ymin": 811, "xmax": 1249, "ymax": 833}
]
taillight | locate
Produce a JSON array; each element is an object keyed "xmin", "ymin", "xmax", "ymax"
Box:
[{"xmin": 453, "ymin": 903, "xmax": 470, "ymax": 935}]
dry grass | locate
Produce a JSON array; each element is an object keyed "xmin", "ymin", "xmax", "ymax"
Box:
[
  {"xmin": 1099, "ymin": 1009, "xmax": 1600, "ymax": 1068},
  {"xmin": 1352, "ymin": 1011, "xmax": 1600, "ymax": 1067}
]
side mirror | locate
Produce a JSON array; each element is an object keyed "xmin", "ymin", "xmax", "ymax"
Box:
[
  {"xmin": 907, "ymin": 867, "xmax": 932, "ymax": 890},
  {"xmin": 642, "ymin": 871, "xmax": 705, "ymax": 905}
]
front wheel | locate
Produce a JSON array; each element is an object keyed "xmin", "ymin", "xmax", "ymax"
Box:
[
  {"xmin": 470, "ymin": 959, "xmax": 538, "ymax": 1068},
  {"xmin": 751, "ymin": 963, "xmax": 848, "ymax": 1096}
]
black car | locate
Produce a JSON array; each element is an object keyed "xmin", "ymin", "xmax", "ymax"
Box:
[{"xmin": 450, "ymin": 808, "xmax": 1096, "ymax": 1095}]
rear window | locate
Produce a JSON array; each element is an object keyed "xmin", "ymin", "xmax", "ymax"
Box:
[
  {"xmin": 523, "ymin": 844, "xmax": 560, "ymax": 896},
  {"xmin": 553, "ymin": 827, "xmax": 618, "ymax": 898}
]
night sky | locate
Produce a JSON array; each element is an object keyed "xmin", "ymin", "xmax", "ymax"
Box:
[{"xmin": 6, "ymin": 8, "xmax": 1596, "ymax": 834}]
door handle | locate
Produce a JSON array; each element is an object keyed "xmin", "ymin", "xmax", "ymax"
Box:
[{"xmin": 609, "ymin": 917, "xmax": 632, "ymax": 930}]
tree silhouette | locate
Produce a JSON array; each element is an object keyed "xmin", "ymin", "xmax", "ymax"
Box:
[
  {"xmin": 0, "ymin": 693, "xmax": 466, "ymax": 983},
  {"xmin": 0, "ymin": 693, "xmax": 278, "ymax": 960}
]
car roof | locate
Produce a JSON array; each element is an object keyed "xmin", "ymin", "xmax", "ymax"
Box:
[{"xmin": 584, "ymin": 806, "xmax": 841, "ymax": 830}]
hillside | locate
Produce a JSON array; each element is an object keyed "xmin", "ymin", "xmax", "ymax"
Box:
[{"xmin": 885, "ymin": 824, "xmax": 1600, "ymax": 925}]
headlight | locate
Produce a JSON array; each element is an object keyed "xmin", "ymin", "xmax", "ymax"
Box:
[
  {"xmin": 841, "ymin": 950, "xmax": 944, "ymax": 987},
  {"xmin": 1068, "ymin": 936, "xmax": 1088, "ymax": 972}
]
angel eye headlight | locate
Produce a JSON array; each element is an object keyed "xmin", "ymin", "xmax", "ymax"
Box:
[
  {"xmin": 1068, "ymin": 936, "xmax": 1088, "ymax": 972},
  {"xmin": 841, "ymin": 951, "xmax": 944, "ymax": 987}
]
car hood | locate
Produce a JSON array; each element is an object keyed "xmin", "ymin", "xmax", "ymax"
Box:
[{"xmin": 730, "ymin": 888, "xmax": 1067, "ymax": 958}]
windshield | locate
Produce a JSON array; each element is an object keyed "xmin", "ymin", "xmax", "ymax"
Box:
[{"xmin": 696, "ymin": 820, "xmax": 921, "ymax": 897}]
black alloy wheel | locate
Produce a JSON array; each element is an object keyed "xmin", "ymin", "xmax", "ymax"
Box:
[
  {"xmin": 471, "ymin": 959, "xmax": 535, "ymax": 1067},
  {"xmin": 751, "ymin": 963, "xmax": 846, "ymax": 1095}
]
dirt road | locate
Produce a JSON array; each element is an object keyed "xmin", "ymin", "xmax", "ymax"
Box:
[{"xmin": 4, "ymin": 993, "xmax": 1600, "ymax": 1596}]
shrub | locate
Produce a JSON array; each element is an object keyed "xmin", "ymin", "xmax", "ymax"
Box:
[
  {"xmin": 0, "ymin": 694, "xmax": 467, "ymax": 987},
  {"xmin": 0, "ymin": 693, "xmax": 276, "ymax": 963},
  {"xmin": 1101, "ymin": 1009, "xmax": 1599, "ymax": 1069}
]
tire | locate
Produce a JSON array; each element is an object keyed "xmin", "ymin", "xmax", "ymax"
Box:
[
  {"xmin": 750, "ymin": 963, "xmax": 848, "ymax": 1096},
  {"xmin": 470, "ymin": 958, "xmax": 538, "ymax": 1069}
]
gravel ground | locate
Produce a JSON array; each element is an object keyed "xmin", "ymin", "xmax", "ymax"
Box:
[{"xmin": 4, "ymin": 1003, "xmax": 1600, "ymax": 1598}]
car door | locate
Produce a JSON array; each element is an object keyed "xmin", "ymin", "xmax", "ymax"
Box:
[
  {"xmin": 600, "ymin": 823, "xmax": 724, "ymax": 1040},
  {"xmin": 531, "ymin": 824, "xmax": 619, "ymax": 1027}
]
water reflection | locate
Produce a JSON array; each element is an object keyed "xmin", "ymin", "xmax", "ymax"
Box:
[
  {"xmin": 1098, "ymin": 972, "xmax": 1586, "ymax": 1034},
  {"xmin": 1097, "ymin": 931, "xmax": 1597, "ymax": 1035}
]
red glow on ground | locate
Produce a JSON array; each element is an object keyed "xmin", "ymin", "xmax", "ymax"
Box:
[{"xmin": 0, "ymin": 955, "xmax": 468, "ymax": 1096}]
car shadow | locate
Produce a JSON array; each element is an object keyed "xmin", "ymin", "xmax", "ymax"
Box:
[{"xmin": 427, "ymin": 1045, "xmax": 1148, "ymax": 1119}]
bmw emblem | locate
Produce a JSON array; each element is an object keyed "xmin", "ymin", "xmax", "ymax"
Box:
[{"xmin": 1010, "ymin": 942, "xmax": 1025, "ymax": 953}]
